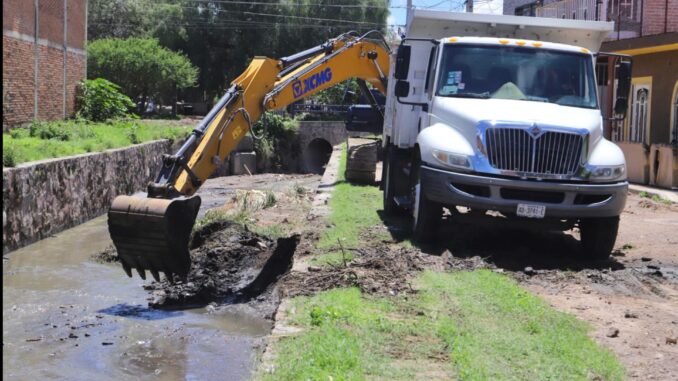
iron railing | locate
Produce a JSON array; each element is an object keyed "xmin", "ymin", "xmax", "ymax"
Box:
[{"xmin": 536, "ymin": 0, "xmax": 644, "ymax": 40}]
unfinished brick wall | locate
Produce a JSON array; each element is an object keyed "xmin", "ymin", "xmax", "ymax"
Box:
[
  {"xmin": 642, "ymin": 0, "xmax": 678, "ymax": 36},
  {"xmin": 2, "ymin": 0, "xmax": 87, "ymax": 130},
  {"xmin": 2, "ymin": 36, "xmax": 35, "ymax": 126}
]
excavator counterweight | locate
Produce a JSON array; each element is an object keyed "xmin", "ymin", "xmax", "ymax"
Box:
[{"xmin": 107, "ymin": 32, "xmax": 390, "ymax": 281}]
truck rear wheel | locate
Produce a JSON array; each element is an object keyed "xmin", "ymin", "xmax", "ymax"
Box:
[
  {"xmin": 579, "ymin": 216, "xmax": 619, "ymax": 260},
  {"xmin": 411, "ymin": 162, "xmax": 441, "ymax": 244}
]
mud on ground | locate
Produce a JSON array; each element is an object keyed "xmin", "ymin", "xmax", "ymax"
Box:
[{"xmin": 145, "ymin": 221, "xmax": 299, "ymax": 320}]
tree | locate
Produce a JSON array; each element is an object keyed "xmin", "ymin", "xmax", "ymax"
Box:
[
  {"xmin": 87, "ymin": 0, "xmax": 388, "ymax": 105},
  {"xmin": 87, "ymin": 37, "xmax": 198, "ymax": 112}
]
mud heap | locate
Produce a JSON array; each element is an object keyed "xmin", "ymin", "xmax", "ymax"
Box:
[{"xmin": 145, "ymin": 221, "xmax": 299, "ymax": 311}]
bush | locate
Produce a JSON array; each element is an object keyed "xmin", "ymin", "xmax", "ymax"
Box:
[
  {"xmin": 29, "ymin": 121, "xmax": 73, "ymax": 141},
  {"xmin": 76, "ymin": 78, "xmax": 135, "ymax": 121},
  {"xmin": 252, "ymin": 113, "xmax": 301, "ymax": 171},
  {"xmin": 87, "ymin": 38, "xmax": 198, "ymax": 109},
  {"xmin": 3, "ymin": 143, "xmax": 21, "ymax": 167}
]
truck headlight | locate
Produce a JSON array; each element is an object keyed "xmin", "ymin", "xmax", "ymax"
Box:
[
  {"xmin": 588, "ymin": 164, "xmax": 626, "ymax": 182},
  {"xmin": 432, "ymin": 150, "xmax": 472, "ymax": 170}
]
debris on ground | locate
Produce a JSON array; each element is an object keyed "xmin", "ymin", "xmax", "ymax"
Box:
[
  {"xmin": 144, "ymin": 220, "xmax": 299, "ymax": 320},
  {"xmin": 283, "ymin": 245, "xmax": 493, "ymax": 297},
  {"xmin": 91, "ymin": 245, "xmax": 119, "ymax": 263}
]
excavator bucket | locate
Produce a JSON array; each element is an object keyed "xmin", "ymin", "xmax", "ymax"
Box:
[{"xmin": 107, "ymin": 195, "xmax": 201, "ymax": 282}]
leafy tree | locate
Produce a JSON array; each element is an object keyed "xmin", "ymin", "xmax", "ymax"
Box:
[
  {"xmin": 87, "ymin": 38, "xmax": 198, "ymax": 112},
  {"xmin": 87, "ymin": 0, "xmax": 388, "ymax": 105},
  {"xmin": 76, "ymin": 78, "xmax": 135, "ymax": 121}
]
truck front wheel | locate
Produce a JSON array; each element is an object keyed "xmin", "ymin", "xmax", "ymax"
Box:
[
  {"xmin": 579, "ymin": 216, "xmax": 620, "ymax": 260},
  {"xmin": 411, "ymin": 163, "xmax": 441, "ymax": 244}
]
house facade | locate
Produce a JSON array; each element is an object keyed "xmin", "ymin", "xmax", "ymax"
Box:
[
  {"xmin": 504, "ymin": 0, "xmax": 678, "ymax": 188},
  {"xmin": 2, "ymin": 0, "xmax": 88, "ymax": 130}
]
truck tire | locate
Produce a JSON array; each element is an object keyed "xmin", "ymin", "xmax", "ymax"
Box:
[
  {"xmin": 411, "ymin": 162, "xmax": 441, "ymax": 244},
  {"xmin": 579, "ymin": 216, "xmax": 619, "ymax": 260},
  {"xmin": 382, "ymin": 147, "xmax": 399, "ymax": 214}
]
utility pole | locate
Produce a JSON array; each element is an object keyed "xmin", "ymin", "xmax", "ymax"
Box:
[
  {"xmin": 406, "ymin": 0, "xmax": 413, "ymax": 23},
  {"xmin": 466, "ymin": 0, "xmax": 473, "ymax": 13}
]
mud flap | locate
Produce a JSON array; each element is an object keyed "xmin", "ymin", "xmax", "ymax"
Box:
[{"xmin": 108, "ymin": 195, "xmax": 201, "ymax": 282}]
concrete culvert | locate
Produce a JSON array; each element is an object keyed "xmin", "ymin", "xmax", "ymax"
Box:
[{"xmin": 306, "ymin": 138, "xmax": 333, "ymax": 174}]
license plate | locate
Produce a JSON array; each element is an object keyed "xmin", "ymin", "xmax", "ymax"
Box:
[{"xmin": 516, "ymin": 204, "xmax": 546, "ymax": 219}]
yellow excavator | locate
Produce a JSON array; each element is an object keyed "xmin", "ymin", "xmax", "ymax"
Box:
[{"xmin": 108, "ymin": 31, "xmax": 390, "ymax": 282}]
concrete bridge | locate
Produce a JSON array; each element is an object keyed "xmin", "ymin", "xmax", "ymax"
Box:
[{"xmin": 298, "ymin": 121, "xmax": 348, "ymax": 173}]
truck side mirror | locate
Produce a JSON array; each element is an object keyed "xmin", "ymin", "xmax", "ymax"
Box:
[
  {"xmin": 394, "ymin": 45, "xmax": 411, "ymax": 80},
  {"xmin": 395, "ymin": 80, "xmax": 410, "ymax": 97},
  {"xmin": 614, "ymin": 60, "xmax": 632, "ymax": 118}
]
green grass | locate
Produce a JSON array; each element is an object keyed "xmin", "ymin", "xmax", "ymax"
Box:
[
  {"xmin": 3, "ymin": 119, "xmax": 190, "ymax": 166},
  {"xmin": 417, "ymin": 271, "xmax": 623, "ymax": 380},
  {"xmin": 318, "ymin": 146, "xmax": 387, "ymax": 249},
  {"xmin": 308, "ymin": 249, "xmax": 355, "ymax": 267},
  {"xmin": 264, "ymin": 271, "xmax": 624, "ymax": 381}
]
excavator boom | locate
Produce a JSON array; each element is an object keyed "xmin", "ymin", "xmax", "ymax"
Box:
[{"xmin": 108, "ymin": 32, "xmax": 390, "ymax": 281}]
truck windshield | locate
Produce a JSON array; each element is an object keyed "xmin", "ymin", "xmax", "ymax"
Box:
[{"xmin": 436, "ymin": 44, "xmax": 598, "ymax": 109}]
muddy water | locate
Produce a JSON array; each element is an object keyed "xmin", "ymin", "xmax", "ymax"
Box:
[{"xmin": 3, "ymin": 216, "xmax": 270, "ymax": 381}]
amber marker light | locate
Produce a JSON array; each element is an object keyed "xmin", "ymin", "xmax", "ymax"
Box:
[
  {"xmin": 448, "ymin": 37, "xmax": 458, "ymax": 43},
  {"xmin": 516, "ymin": 41, "xmax": 526, "ymax": 46},
  {"xmin": 532, "ymin": 42, "xmax": 543, "ymax": 47},
  {"xmin": 499, "ymin": 39, "xmax": 509, "ymax": 44}
]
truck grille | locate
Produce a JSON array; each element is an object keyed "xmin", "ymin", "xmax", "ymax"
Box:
[{"xmin": 485, "ymin": 128, "xmax": 584, "ymax": 177}]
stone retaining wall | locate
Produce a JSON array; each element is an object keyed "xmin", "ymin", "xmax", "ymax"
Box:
[{"xmin": 3, "ymin": 139, "xmax": 181, "ymax": 253}]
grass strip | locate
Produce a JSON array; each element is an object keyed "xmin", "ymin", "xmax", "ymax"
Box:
[
  {"xmin": 265, "ymin": 271, "xmax": 624, "ymax": 380},
  {"xmin": 3, "ymin": 119, "xmax": 190, "ymax": 166},
  {"xmin": 317, "ymin": 145, "xmax": 386, "ymax": 249}
]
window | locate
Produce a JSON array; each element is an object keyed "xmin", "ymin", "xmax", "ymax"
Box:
[
  {"xmin": 515, "ymin": 2, "xmax": 538, "ymax": 16},
  {"xmin": 424, "ymin": 46, "xmax": 438, "ymax": 97},
  {"xmin": 435, "ymin": 44, "xmax": 598, "ymax": 109},
  {"xmin": 629, "ymin": 85, "xmax": 650, "ymax": 143}
]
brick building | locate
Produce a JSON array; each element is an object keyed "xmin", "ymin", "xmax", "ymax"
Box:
[
  {"xmin": 3, "ymin": 0, "xmax": 88, "ymax": 129},
  {"xmin": 504, "ymin": 0, "xmax": 677, "ymax": 188}
]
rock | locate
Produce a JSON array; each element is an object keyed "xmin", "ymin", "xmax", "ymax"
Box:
[
  {"xmin": 666, "ymin": 337, "xmax": 677, "ymax": 345},
  {"xmin": 641, "ymin": 257, "xmax": 652, "ymax": 262},
  {"xmin": 68, "ymin": 333, "xmax": 78, "ymax": 339},
  {"xmin": 624, "ymin": 310, "xmax": 639, "ymax": 319},
  {"xmin": 307, "ymin": 266, "xmax": 322, "ymax": 272},
  {"xmin": 523, "ymin": 266, "xmax": 536, "ymax": 276},
  {"xmin": 101, "ymin": 342, "xmax": 113, "ymax": 346},
  {"xmin": 606, "ymin": 328, "xmax": 620, "ymax": 338}
]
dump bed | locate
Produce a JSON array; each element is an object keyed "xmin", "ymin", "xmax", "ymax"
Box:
[{"xmin": 406, "ymin": 10, "xmax": 614, "ymax": 51}]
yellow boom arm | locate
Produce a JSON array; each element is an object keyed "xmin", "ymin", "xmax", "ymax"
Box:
[
  {"xmin": 173, "ymin": 34, "xmax": 389, "ymax": 196},
  {"xmin": 108, "ymin": 32, "xmax": 390, "ymax": 281}
]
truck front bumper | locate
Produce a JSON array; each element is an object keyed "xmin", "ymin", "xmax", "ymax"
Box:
[{"xmin": 421, "ymin": 165, "xmax": 628, "ymax": 218}]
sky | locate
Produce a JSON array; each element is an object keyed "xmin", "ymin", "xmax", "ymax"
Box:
[{"xmin": 387, "ymin": 0, "xmax": 504, "ymax": 28}]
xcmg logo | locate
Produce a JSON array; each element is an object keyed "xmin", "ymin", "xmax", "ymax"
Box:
[{"xmin": 292, "ymin": 68, "xmax": 333, "ymax": 98}]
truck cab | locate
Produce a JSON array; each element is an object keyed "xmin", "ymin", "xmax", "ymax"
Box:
[{"xmin": 382, "ymin": 11, "xmax": 633, "ymax": 259}]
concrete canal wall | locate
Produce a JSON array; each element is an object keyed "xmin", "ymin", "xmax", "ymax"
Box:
[{"xmin": 3, "ymin": 139, "xmax": 181, "ymax": 253}]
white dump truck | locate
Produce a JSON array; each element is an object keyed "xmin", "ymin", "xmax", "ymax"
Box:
[{"xmin": 382, "ymin": 11, "xmax": 633, "ymax": 259}]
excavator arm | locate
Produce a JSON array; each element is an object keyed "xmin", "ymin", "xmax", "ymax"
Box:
[{"xmin": 108, "ymin": 32, "xmax": 390, "ymax": 281}]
